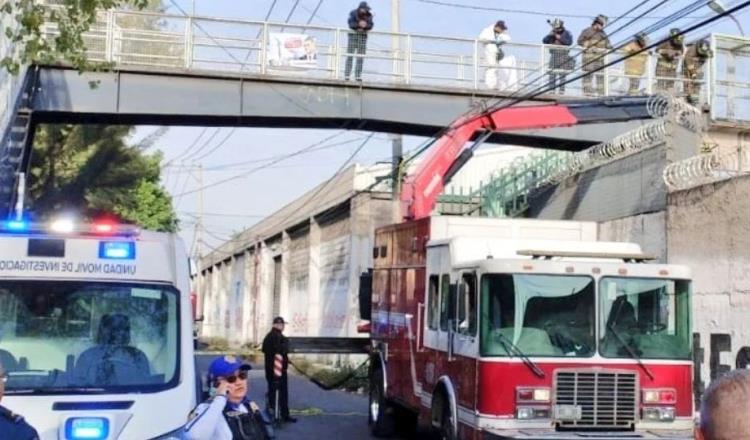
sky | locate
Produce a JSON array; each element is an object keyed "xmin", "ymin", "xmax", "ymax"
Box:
[{"xmin": 131, "ymin": 0, "xmax": 749, "ymax": 253}]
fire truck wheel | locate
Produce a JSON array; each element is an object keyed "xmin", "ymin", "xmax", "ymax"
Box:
[
  {"xmin": 369, "ymin": 367, "xmax": 396, "ymax": 437},
  {"xmin": 437, "ymin": 394, "xmax": 456, "ymax": 440}
]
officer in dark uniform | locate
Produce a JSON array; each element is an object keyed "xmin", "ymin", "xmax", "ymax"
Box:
[
  {"xmin": 262, "ymin": 317, "xmax": 296, "ymax": 424},
  {"xmin": 0, "ymin": 363, "xmax": 40, "ymax": 440},
  {"xmin": 577, "ymin": 14, "xmax": 612, "ymax": 96}
]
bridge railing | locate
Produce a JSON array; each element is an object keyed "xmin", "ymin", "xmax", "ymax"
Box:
[
  {"xmin": 10, "ymin": 8, "xmax": 749, "ymax": 126},
  {"xmin": 34, "ymin": 8, "xmax": 721, "ymax": 106}
]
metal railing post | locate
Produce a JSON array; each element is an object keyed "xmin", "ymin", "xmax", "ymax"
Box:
[
  {"xmin": 540, "ymin": 44, "xmax": 546, "ymax": 91},
  {"xmin": 646, "ymin": 51, "xmax": 654, "ymax": 95},
  {"xmin": 473, "ymin": 39, "xmax": 479, "ymax": 90},
  {"xmin": 406, "ymin": 34, "xmax": 412, "ymax": 84},
  {"xmin": 105, "ymin": 10, "xmax": 114, "ymax": 63},
  {"xmin": 709, "ymin": 34, "xmax": 718, "ymax": 119},
  {"xmin": 184, "ymin": 16, "xmax": 193, "ymax": 69},
  {"xmin": 333, "ymin": 28, "xmax": 341, "ymax": 80},
  {"xmin": 603, "ymin": 51, "xmax": 610, "ymax": 96},
  {"xmin": 260, "ymin": 23, "xmax": 268, "ymax": 74}
]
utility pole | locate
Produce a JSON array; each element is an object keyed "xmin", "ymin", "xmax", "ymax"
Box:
[
  {"xmin": 390, "ymin": 0, "xmax": 404, "ymax": 200},
  {"xmin": 194, "ymin": 163, "xmax": 204, "ymax": 320},
  {"xmin": 191, "ymin": 0, "xmax": 196, "ymax": 16}
]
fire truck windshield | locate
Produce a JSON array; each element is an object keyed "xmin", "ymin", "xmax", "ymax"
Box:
[
  {"xmin": 480, "ymin": 274, "xmax": 595, "ymax": 358},
  {"xmin": 599, "ymin": 277, "xmax": 691, "ymax": 360},
  {"xmin": 0, "ymin": 280, "xmax": 179, "ymax": 394}
]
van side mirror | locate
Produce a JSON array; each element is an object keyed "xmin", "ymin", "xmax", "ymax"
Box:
[{"xmin": 359, "ymin": 269, "xmax": 373, "ymax": 320}]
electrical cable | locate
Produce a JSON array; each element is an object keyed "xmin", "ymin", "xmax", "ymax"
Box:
[
  {"xmin": 410, "ymin": 0, "xmax": 706, "ymax": 20},
  {"xmin": 191, "ymin": 127, "xmax": 237, "ymax": 162},
  {"xmin": 172, "ymin": 131, "xmax": 364, "ymax": 197},
  {"xmin": 163, "ymin": 127, "xmax": 208, "ymax": 165},
  {"xmin": 306, "ymin": 0, "xmax": 324, "ymax": 25}
]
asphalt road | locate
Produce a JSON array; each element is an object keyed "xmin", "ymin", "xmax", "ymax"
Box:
[{"xmin": 196, "ymin": 354, "xmax": 393, "ymax": 440}]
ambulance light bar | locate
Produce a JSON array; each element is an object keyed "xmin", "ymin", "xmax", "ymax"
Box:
[{"xmin": 0, "ymin": 219, "xmax": 139, "ymax": 237}]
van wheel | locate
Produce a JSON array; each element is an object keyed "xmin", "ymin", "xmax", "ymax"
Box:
[{"xmin": 369, "ymin": 367, "xmax": 396, "ymax": 437}]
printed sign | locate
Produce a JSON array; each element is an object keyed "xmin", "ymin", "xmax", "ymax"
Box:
[
  {"xmin": 0, "ymin": 258, "xmax": 137, "ymax": 276},
  {"xmin": 267, "ymin": 33, "xmax": 319, "ymax": 69}
]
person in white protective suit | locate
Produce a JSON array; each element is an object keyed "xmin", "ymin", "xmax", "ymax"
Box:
[{"xmin": 478, "ymin": 20, "xmax": 517, "ymax": 90}]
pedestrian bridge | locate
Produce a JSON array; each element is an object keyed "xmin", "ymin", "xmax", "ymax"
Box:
[{"xmin": 0, "ymin": 7, "xmax": 749, "ymax": 217}]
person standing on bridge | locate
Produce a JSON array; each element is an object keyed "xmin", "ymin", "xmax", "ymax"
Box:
[
  {"xmin": 262, "ymin": 317, "xmax": 296, "ymax": 424},
  {"xmin": 183, "ymin": 355, "xmax": 273, "ymax": 440},
  {"xmin": 682, "ymin": 39, "xmax": 712, "ymax": 104},
  {"xmin": 622, "ymin": 33, "xmax": 649, "ymax": 95},
  {"xmin": 655, "ymin": 28, "xmax": 685, "ymax": 94},
  {"xmin": 696, "ymin": 369, "xmax": 750, "ymax": 440},
  {"xmin": 344, "ymin": 1, "xmax": 374, "ymax": 81},
  {"xmin": 479, "ymin": 20, "xmax": 512, "ymax": 89},
  {"xmin": 543, "ymin": 18, "xmax": 573, "ymax": 94},
  {"xmin": 578, "ymin": 14, "xmax": 612, "ymax": 96}
]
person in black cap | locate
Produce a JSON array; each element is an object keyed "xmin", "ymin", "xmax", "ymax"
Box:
[
  {"xmin": 183, "ymin": 355, "xmax": 273, "ymax": 439},
  {"xmin": 0, "ymin": 361, "xmax": 39, "ymax": 440},
  {"xmin": 344, "ymin": 1, "xmax": 374, "ymax": 81},
  {"xmin": 543, "ymin": 18, "xmax": 573, "ymax": 94},
  {"xmin": 262, "ymin": 317, "xmax": 296, "ymax": 424},
  {"xmin": 479, "ymin": 20, "xmax": 511, "ymax": 89}
]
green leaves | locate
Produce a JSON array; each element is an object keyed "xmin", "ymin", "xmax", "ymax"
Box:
[
  {"xmin": 28, "ymin": 124, "xmax": 178, "ymax": 232},
  {"xmin": 1, "ymin": 0, "xmax": 157, "ymax": 75}
]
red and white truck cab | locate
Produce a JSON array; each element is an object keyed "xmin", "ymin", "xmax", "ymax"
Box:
[{"xmin": 365, "ymin": 216, "xmax": 693, "ymax": 440}]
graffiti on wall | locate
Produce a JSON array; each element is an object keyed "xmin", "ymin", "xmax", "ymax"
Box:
[{"xmin": 693, "ymin": 332, "xmax": 750, "ymax": 407}]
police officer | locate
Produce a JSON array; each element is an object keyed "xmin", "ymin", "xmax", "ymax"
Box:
[
  {"xmin": 623, "ymin": 33, "xmax": 649, "ymax": 95},
  {"xmin": 0, "ymin": 362, "xmax": 39, "ymax": 440},
  {"xmin": 262, "ymin": 317, "xmax": 296, "ymax": 424},
  {"xmin": 543, "ymin": 18, "xmax": 573, "ymax": 94},
  {"xmin": 683, "ymin": 39, "xmax": 712, "ymax": 104},
  {"xmin": 656, "ymin": 28, "xmax": 685, "ymax": 93},
  {"xmin": 577, "ymin": 14, "xmax": 612, "ymax": 96},
  {"xmin": 183, "ymin": 355, "xmax": 273, "ymax": 440}
]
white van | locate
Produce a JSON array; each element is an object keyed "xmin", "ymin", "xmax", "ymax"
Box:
[{"xmin": 0, "ymin": 219, "xmax": 196, "ymax": 439}]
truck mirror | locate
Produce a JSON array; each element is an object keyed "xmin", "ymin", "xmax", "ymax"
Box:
[{"xmin": 359, "ymin": 269, "xmax": 373, "ymax": 320}]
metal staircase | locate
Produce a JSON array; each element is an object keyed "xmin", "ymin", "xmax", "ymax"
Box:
[{"xmin": 0, "ymin": 67, "xmax": 38, "ymax": 219}]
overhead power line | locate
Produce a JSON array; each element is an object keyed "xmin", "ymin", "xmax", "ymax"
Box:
[{"xmin": 411, "ymin": 0, "xmax": 704, "ymax": 19}]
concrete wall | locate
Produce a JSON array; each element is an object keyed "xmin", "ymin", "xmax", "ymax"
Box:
[
  {"xmin": 598, "ymin": 212, "xmax": 667, "ymax": 262},
  {"xmin": 667, "ymin": 175, "xmax": 750, "ymax": 403},
  {"xmin": 197, "ymin": 193, "xmax": 396, "ymax": 345},
  {"xmin": 528, "ymin": 144, "xmax": 667, "ymax": 222}
]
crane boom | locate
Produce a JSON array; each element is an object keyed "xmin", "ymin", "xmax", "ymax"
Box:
[
  {"xmin": 400, "ymin": 104, "xmax": 578, "ymax": 220},
  {"xmin": 399, "ymin": 97, "xmax": 656, "ymax": 221}
]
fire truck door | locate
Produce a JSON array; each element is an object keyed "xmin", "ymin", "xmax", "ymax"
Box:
[{"xmin": 453, "ymin": 272, "xmax": 478, "ymax": 356}]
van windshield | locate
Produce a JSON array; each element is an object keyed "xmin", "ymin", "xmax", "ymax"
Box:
[
  {"xmin": 480, "ymin": 274, "xmax": 596, "ymax": 357},
  {"xmin": 0, "ymin": 280, "xmax": 179, "ymax": 394}
]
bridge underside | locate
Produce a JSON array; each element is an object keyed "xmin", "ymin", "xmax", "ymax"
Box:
[{"xmin": 32, "ymin": 66, "xmax": 652, "ymax": 151}]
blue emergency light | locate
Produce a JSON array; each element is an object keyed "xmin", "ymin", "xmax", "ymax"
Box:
[
  {"xmin": 1, "ymin": 219, "xmax": 28, "ymax": 232},
  {"xmin": 64, "ymin": 417, "xmax": 109, "ymax": 440},
  {"xmin": 99, "ymin": 241, "xmax": 136, "ymax": 260}
]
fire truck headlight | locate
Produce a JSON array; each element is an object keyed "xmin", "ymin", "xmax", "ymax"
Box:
[
  {"xmin": 516, "ymin": 387, "xmax": 551, "ymax": 403},
  {"xmin": 516, "ymin": 406, "xmax": 551, "ymax": 420},
  {"xmin": 642, "ymin": 407, "xmax": 675, "ymax": 422},
  {"xmin": 642, "ymin": 388, "xmax": 677, "ymax": 404}
]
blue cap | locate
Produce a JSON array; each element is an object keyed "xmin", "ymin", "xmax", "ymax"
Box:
[{"xmin": 208, "ymin": 355, "xmax": 252, "ymax": 380}]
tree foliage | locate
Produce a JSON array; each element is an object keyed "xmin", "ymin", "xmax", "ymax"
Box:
[
  {"xmin": 28, "ymin": 124, "xmax": 178, "ymax": 232},
  {"xmin": 1, "ymin": 0, "xmax": 161, "ymax": 74}
]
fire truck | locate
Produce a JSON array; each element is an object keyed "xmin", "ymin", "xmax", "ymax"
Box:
[{"xmin": 359, "ymin": 99, "xmax": 694, "ymax": 439}]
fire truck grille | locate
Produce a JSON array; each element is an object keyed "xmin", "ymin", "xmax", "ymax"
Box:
[{"xmin": 554, "ymin": 370, "xmax": 638, "ymax": 429}]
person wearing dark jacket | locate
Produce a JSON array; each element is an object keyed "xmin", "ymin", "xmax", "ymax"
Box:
[
  {"xmin": 542, "ymin": 18, "xmax": 573, "ymax": 94},
  {"xmin": 262, "ymin": 317, "xmax": 296, "ymax": 424},
  {"xmin": 344, "ymin": 1, "xmax": 374, "ymax": 81}
]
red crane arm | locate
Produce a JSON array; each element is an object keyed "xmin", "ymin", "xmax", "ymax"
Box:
[{"xmin": 400, "ymin": 105, "xmax": 579, "ymax": 220}]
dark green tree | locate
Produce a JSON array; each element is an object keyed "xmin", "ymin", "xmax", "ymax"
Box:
[{"xmin": 28, "ymin": 124, "xmax": 178, "ymax": 232}]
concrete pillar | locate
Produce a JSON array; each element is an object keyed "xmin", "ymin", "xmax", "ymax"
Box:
[
  {"xmin": 279, "ymin": 232, "xmax": 291, "ymax": 322},
  {"xmin": 307, "ymin": 218, "xmax": 322, "ymax": 336}
]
